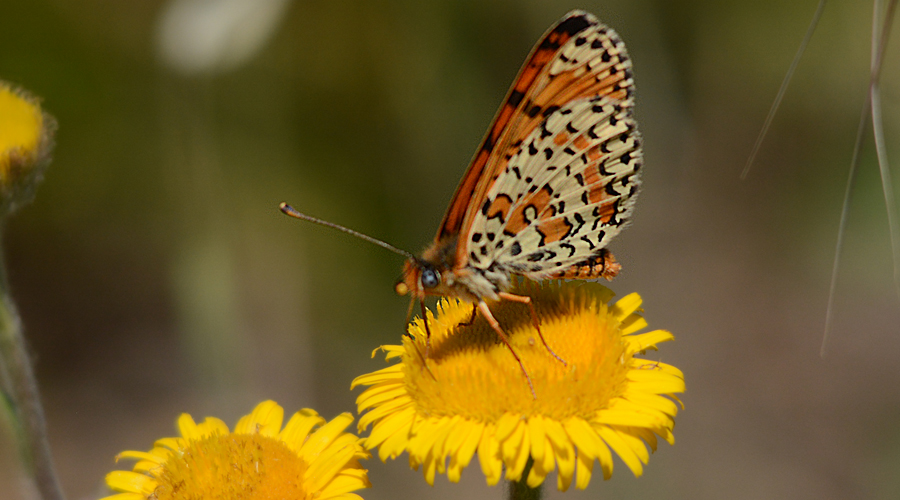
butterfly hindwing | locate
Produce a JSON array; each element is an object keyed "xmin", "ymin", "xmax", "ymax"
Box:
[{"xmin": 465, "ymin": 94, "xmax": 641, "ymax": 277}]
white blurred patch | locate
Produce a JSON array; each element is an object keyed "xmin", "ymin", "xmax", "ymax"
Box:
[{"xmin": 156, "ymin": 0, "xmax": 291, "ymax": 75}]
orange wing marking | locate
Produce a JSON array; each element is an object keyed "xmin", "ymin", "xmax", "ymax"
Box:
[{"xmin": 545, "ymin": 249, "xmax": 620, "ymax": 280}]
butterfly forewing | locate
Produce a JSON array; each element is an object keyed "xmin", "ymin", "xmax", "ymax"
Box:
[
  {"xmin": 446, "ymin": 11, "xmax": 640, "ymax": 280},
  {"xmin": 436, "ymin": 11, "xmax": 601, "ymax": 243}
]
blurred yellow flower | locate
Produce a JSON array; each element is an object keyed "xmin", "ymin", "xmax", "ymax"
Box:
[
  {"xmin": 353, "ymin": 281, "xmax": 684, "ymax": 491},
  {"xmin": 0, "ymin": 81, "xmax": 55, "ymax": 213},
  {"xmin": 102, "ymin": 401, "xmax": 371, "ymax": 500}
]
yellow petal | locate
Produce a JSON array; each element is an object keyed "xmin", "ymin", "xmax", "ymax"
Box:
[
  {"xmin": 501, "ymin": 419, "xmax": 526, "ymax": 466},
  {"xmin": 350, "ymin": 365, "xmax": 404, "ymax": 389},
  {"xmin": 176, "ymin": 413, "xmax": 200, "ymax": 440},
  {"xmin": 610, "ymin": 293, "xmax": 642, "ymax": 320},
  {"xmin": 527, "ymin": 416, "xmax": 547, "ymax": 469},
  {"xmin": 319, "ymin": 469, "xmax": 372, "ymax": 498},
  {"xmin": 280, "ymin": 409, "xmax": 325, "ymax": 451},
  {"xmin": 478, "ymin": 429, "xmax": 503, "ymax": 486},
  {"xmin": 496, "ymin": 412, "xmax": 523, "ymax": 442},
  {"xmin": 300, "ymin": 413, "xmax": 354, "ymax": 460},
  {"xmin": 624, "ymin": 329, "xmax": 674, "ymax": 350},
  {"xmin": 596, "ymin": 426, "xmax": 643, "ymax": 477},
  {"xmin": 153, "ymin": 437, "xmax": 183, "ymax": 451},
  {"xmin": 356, "ymin": 384, "xmax": 407, "ymax": 411},
  {"xmin": 562, "ymin": 417, "xmax": 603, "ymax": 460},
  {"xmin": 547, "ymin": 423, "xmax": 575, "ymax": 491},
  {"xmin": 365, "ymin": 408, "xmax": 413, "ymax": 450},
  {"xmin": 575, "ymin": 449, "xmax": 594, "ymax": 490},
  {"xmin": 305, "ymin": 439, "xmax": 358, "ymax": 493},
  {"xmin": 378, "ymin": 416, "xmax": 415, "ymax": 461},
  {"xmin": 196, "ymin": 417, "xmax": 229, "ymax": 437},
  {"xmin": 115, "ymin": 451, "xmax": 163, "ymax": 465},
  {"xmin": 235, "ymin": 400, "xmax": 284, "ymax": 436},
  {"xmin": 619, "ymin": 314, "xmax": 648, "ymax": 335},
  {"xmin": 526, "ymin": 451, "xmax": 550, "ymax": 488},
  {"xmin": 506, "ymin": 422, "xmax": 531, "ymax": 482},
  {"xmin": 105, "ymin": 471, "xmax": 157, "ymax": 495}
]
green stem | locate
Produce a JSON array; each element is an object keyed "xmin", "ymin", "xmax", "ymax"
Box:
[
  {"xmin": 508, "ymin": 457, "xmax": 543, "ymax": 500},
  {"xmin": 0, "ymin": 243, "xmax": 66, "ymax": 500}
]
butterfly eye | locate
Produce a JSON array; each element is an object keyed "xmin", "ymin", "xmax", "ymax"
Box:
[{"xmin": 420, "ymin": 268, "xmax": 440, "ymax": 289}]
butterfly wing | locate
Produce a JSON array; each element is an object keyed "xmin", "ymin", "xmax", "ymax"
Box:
[
  {"xmin": 435, "ymin": 10, "xmax": 602, "ymax": 242},
  {"xmin": 445, "ymin": 11, "xmax": 641, "ymax": 280},
  {"xmin": 467, "ymin": 94, "xmax": 640, "ymax": 279}
]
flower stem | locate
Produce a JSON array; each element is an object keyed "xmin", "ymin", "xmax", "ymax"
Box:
[
  {"xmin": 508, "ymin": 457, "xmax": 543, "ymax": 500},
  {"xmin": 0, "ymin": 242, "xmax": 66, "ymax": 500}
]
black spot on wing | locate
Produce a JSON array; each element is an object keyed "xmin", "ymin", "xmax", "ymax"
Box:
[
  {"xmin": 542, "ymin": 105, "xmax": 561, "ymax": 118},
  {"xmin": 570, "ymin": 213, "xmax": 585, "ymax": 236},
  {"xmin": 535, "ymin": 227, "xmax": 547, "ymax": 247},
  {"xmin": 555, "ymin": 14, "xmax": 592, "ymax": 37},
  {"xmin": 508, "ymin": 89, "xmax": 525, "ymax": 107},
  {"xmin": 539, "ymin": 123, "xmax": 552, "ymax": 139}
]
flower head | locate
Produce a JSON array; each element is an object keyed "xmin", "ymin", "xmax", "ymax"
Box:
[
  {"xmin": 102, "ymin": 401, "xmax": 371, "ymax": 500},
  {"xmin": 0, "ymin": 81, "xmax": 55, "ymax": 214},
  {"xmin": 352, "ymin": 281, "xmax": 684, "ymax": 491}
]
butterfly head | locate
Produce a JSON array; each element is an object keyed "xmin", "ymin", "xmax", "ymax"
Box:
[{"xmin": 395, "ymin": 259, "xmax": 441, "ymax": 299}]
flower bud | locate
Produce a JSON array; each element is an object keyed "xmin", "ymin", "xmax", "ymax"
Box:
[{"xmin": 0, "ymin": 81, "xmax": 56, "ymax": 215}]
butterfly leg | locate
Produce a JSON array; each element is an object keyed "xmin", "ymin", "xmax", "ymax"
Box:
[
  {"xmin": 458, "ymin": 303, "xmax": 478, "ymax": 326},
  {"xmin": 413, "ymin": 300, "xmax": 437, "ymax": 380},
  {"xmin": 498, "ymin": 292, "xmax": 567, "ymax": 367},
  {"xmin": 477, "ymin": 301, "xmax": 537, "ymax": 399},
  {"xmin": 420, "ymin": 300, "xmax": 433, "ymax": 357}
]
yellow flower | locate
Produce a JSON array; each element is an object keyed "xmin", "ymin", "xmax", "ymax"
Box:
[
  {"xmin": 352, "ymin": 281, "xmax": 684, "ymax": 491},
  {"xmin": 0, "ymin": 81, "xmax": 55, "ymax": 214},
  {"xmin": 102, "ymin": 401, "xmax": 371, "ymax": 500}
]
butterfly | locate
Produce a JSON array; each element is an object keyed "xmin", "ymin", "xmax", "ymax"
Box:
[{"xmin": 281, "ymin": 10, "xmax": 641, "ymax": 397}]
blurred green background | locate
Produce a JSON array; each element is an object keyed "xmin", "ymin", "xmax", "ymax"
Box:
[{"xmin": 2, "ymin": 0, "xmax": 900, "ymax": 499}]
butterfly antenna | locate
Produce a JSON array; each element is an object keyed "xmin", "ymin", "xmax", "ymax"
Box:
[{"xmin": 279, "ymin": 203, "xmax": 415, "ymax": 260}]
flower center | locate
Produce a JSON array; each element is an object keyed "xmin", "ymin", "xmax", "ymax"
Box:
[
  {"xmin": 405, "ymin": 284, "xmax": 631, "ymax": 421},
  {"xmin": 154, "ymin": 434, "xmax": 309, "ymax": 500}
]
